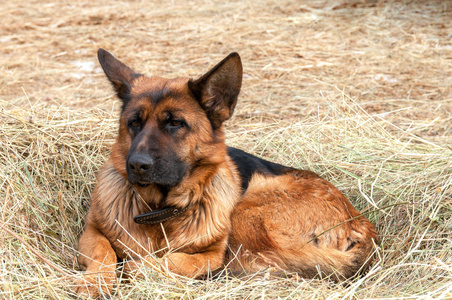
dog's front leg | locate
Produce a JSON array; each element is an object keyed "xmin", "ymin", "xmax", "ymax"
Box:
[
  {"xmin": 75, "ymin": 222, "xmax": 117, "ymax": 298},
  {"xmin": 163, "ymin": 250, "xmax": 224, "ymax": 278},
  {"xmin": 122, "ymin": 251, "xmax": 223, "ymax": 279}
]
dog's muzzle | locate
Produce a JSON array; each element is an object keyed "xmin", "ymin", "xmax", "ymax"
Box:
[
  {"xmin": 126, "ymin": 152, "xmax": 186, "ymax": 187},
  {"xmin": 127, "ymin": 153, "xmax": 155, "ymax": 186}
]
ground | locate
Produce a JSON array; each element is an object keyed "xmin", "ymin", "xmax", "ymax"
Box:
[{"xmin": 0, "ymin": 0, "xmax": 451, "ymax": 299}]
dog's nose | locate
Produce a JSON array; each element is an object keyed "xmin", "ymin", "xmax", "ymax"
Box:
[{"xmin": 128, "ymin": 154, "xmax": 154, "ymax": 175}]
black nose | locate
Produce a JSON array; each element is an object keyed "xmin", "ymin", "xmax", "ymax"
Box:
[{"xmin": 128, "ymin": 154, "xmax": 154, "ymax": 175}]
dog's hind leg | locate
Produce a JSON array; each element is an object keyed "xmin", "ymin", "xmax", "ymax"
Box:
[{"xmin": 226, "ymin": 172, "xmax": 377, "ymax": 280}]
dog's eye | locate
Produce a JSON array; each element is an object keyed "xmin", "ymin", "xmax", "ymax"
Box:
[
  {"xmin": 129, "ymin": 120, "xmax": 141, "ymax": 128},
  {"xmin": 169, "ymin": 120, "xmax": 183, "ymax": 127}
]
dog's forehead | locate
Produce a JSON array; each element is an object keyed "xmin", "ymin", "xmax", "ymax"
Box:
[
  {"xmin": 131, "ymin": 76, "xmax": 190, "ymax": 101},
  {"xmin": 122, "ymin": 75, "xmax": 202, "ymax": 119}
]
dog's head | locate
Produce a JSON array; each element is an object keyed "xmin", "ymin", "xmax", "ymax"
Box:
[{"xmin": 98, "ymin": 49, "xmax": 242, "ymax": 188}]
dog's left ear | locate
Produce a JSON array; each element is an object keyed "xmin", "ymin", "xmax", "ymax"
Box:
[{"xmin": 188, "ymin": 53, "xmax": 242, "ymax": 129}]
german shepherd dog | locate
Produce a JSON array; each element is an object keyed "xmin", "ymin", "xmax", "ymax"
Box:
[{"xmin": 76, "ymin": 49, "xmax": 377, "ymax": 297}]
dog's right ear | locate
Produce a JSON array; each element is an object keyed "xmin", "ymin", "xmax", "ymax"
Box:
[{"xmin": 97, "ymin": 48, "xmax": 140, "ymax": 104}]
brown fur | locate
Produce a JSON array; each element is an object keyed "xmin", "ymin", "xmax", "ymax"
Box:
[
  {"xmin": 75, "ymin": 50, "xmax": 377, "ymax": 297},
  {"xmin": 226, "ymin": 171, "xmax": 377, "ymax": 280}
]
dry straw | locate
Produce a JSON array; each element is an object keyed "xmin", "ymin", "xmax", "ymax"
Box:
[
  {"xmin": 1, "ymin": 89, "xmax": 451, "ymax": 298},
  {"xmin": 1, "ymin": 0, "xmax": 451, "ymax": 298}
]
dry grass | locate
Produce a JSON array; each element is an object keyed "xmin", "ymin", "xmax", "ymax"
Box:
[{"xmin": 1, "ymin": 0, "xmax": 451, "ymax": 299}]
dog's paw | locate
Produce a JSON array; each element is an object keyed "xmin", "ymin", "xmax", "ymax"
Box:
[
  {"xmin": 122, "ymin": 255, "xmax": 160, "ymax": 279},
  {"xmin": 163, "ymin": 252, "xmax": 205, "ymax": 277},
  {"xmin": 73, "ymin": 272, "xmax": 115, "ymax": 299}
]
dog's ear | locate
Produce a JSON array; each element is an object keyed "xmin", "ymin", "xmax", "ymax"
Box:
[
  {"xmin": 97, "ymin": 48, "xmax": 140, "ymax": 104},
  {"xmin": 188, "ymin": 53, "xmax": 242, "ymax": 129}
]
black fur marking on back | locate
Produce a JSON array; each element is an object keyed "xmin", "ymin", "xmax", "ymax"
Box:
[{"xmin": 227, "ymin": 147, "xmax": 293, "ymax": 193}]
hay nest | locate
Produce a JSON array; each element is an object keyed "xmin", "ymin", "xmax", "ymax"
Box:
[{"xmin": 1, "ymin": 93, "xmax": 451, "ymax": 298}]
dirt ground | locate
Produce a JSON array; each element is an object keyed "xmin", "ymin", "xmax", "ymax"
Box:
[{"xmin": 1, "ymin": 0, "xmax": 451, "ymax": 142}]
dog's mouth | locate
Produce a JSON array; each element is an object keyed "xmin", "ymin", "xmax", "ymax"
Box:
[{"xmin": 136, "ymin": 181, "xmax": 151, "ymax": 188}]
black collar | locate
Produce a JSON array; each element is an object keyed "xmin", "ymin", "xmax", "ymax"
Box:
[{"xmin": 133, "ymin": 206, "xmax": 188, "ymax": 225}]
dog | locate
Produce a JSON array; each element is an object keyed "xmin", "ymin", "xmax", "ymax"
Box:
[{"xmin": 76, "ymin": 49, "xmax": 377, "ymax": 297}]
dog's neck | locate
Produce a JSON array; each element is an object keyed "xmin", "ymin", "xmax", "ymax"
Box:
[
  {"xmin": 133, "ymin": 205, "xmax": 189, "ymax": 225},
  {"xmin": 132, "ymin": 183, "xmax": 188, "ymax": 225},
  {"xmin": 131, "ymin": 161, "xmax": 227, "ymax": 225}
]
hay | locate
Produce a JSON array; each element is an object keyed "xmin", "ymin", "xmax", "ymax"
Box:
[
  {"xmin": 1, "ymin": 92, "xmax": 451, "ymax": 298},
  {"xmin": 1, "ymin": 0, "xmax": 451, "ymax": 298}
]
